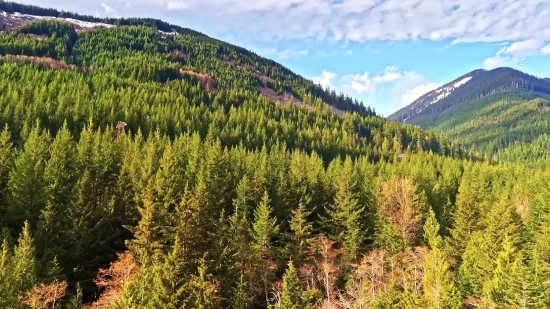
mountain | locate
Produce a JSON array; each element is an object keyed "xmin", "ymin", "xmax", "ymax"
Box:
[
  {"xmin": 388, "ymin": 67, "xmax": 550, "ymax": 156},
  {"xmin": 0, "ymin": 1, "xmax": 375, "ymax": 117},
  {"xmin": 388, "ymin": 67, "xmax": 550, "ymax": 123},
  {"xmin": 3, "ymin": 2, "xmax": 550, "ymax": 309}
]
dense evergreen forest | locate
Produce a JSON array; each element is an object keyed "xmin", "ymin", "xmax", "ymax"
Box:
[
  {"xmin": 407, "ymin": 89, "xmax": 550, "ymax": 160},
  {"xmin": 1, "ymin": 2, "xmax": 550, "ymax": 309}
]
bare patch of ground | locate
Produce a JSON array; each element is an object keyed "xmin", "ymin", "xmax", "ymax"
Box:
[
  {"xmin": 0, "ymin": 54, "xmax": 80, "ymax": 71},
  {"xmin": 179, "ymin": 69, "xmax": 216, "ymax": 91}
]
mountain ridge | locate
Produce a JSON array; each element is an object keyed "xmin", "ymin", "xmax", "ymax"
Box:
[
  {"xmin": 388, "ymin": 67, "xmax": 550, "ymax": 123},
  {"xmin": 0, "ymin": 2, "xmax": 375, "ymax": 117}
]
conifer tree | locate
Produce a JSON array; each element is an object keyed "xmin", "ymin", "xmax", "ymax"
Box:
[
  {"xmin": 250, "ymin": 191, "xmax": 279, "ymax": 305},
  {"xmin": 7, "ymin": 125, "xmax": 51, "ymax": 230},
  {"xmin": 231, "ymin": 276, "xmax": 251, "ymax": 309},
  {"xmin": 0, "ymin": 125, "xmax": 14, "ymax": 224},
  {"xmin": 323, "ymin": 157, "xmax": 365, "ymax": 263},
  {"xmin": 230, "ymin": 176, "xmax": 253, "ymax": 280},
  {"xmin": 0, "ymin": 238, "xmax": 13, "ymax": 307},
  {"xmin": 67, "ymin": 282, "xmax": 84, "ymax": 309},
  {"xmin": 1, "ymin": 221, "xmax": 39, "ymax": 308},
  {"xmin": 125, "ymin": 191, "xmax": 166, "ymax": 265},
  {"xmin": 279, "ymin": 260, "xmax": 304, "ymax": 309},
  {"xmin": 285, "ymin": 201, "xmax": 314, "ymax": 266},
  {"xmin": 187, "ymin": 259, "xmax": 221, "ymax": 309},
  {"xmin": 448, "ymin": 169, "xmax": 483, "ymax": 261},
  {"xmin": 422, "ymin": 209, "xmax": 461, "ymax": 309}
]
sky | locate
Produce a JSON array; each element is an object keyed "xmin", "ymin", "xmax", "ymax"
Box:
[{"xmin": 14, "ymin": 0, "xmax": 550, "ymax": 116}]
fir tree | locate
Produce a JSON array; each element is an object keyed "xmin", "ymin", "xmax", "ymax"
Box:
[
  {"xmin": 250, "ymin": 191, "xmax": 279, "ymax": 305},
  {"xmin": 7, "ymin": 125, "xmax": 51, "ymax": 231},
  {"xmin": 279, "ymin": 260, "xmax": 304, "ymax": 309},
  {"xmin": 285, "ymin": 201, "xmax": 315, "ymax": 266},
  {"xmin": 323, "ymin": 157, "xmax": 365, "ymax": 263}
]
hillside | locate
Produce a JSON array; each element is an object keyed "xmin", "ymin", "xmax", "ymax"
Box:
[
  {"xmin": 0, "ymin": 2, "xmax": 550, "ymax": 309},
  {"xmin": 388, "ymin": 67, "xmax": 550, "ymax": 157},
  {"xmin": 388, "ymin": 67, "xmax": 550, "ymax": 123}
]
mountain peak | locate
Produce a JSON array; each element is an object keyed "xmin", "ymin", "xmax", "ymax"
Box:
[{"xmin": 388, "ymin": 67, "xmax": 550, "ymax": 122}]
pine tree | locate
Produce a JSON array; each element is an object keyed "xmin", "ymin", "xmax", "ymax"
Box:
[
  {"xmin": 67, "ymin": 282, "xmax": 84, "ymax": 309},
  {"xmin": 422, "ymin": 209, "xmax": 461, "ymax": 309},
  {"xmin": 285, "ymin": 201, "xmax": 314, "ymax": 266},
  {"xmin": 125, "ymin": 191, "xmax": 166, "ymax": 265},
  {"xmin": 7, "ymin": 125, "xmax": 51, "ymax": 230},
  {"xmin": 250, "ymin": 191, "xmax": 279, "ymax": 305},
  {"xmin": 448, "ymin": 169, "xmax": 483, "ymax": 261},
  {"xmin": 0, "ymin": 125, "xmax": 14, "ymax": 225},
  {"xmin": 279, "ymin": 260, "xmax": 304, "ymax": 309},
  {"xmin": 0, "ymin": 238, "xmax": 14, "ymax": 307},
  {"xmin": 231, "ymin": 276, "xmax": 251, "ymax": 309},
  {"xmin": 459, "ymin": 197, "xmax": 522, "ymax": 299},
  {"xmin": 44, "ymin": 122, "xmax": 78, "ymax": 211},
  {"xmin": 0, "ymin": 221, "xmax": 39, "ymax": 308},
  {"xmin": 423, "ymin": 208, "xmax": 442, "ymax": 250},
  {"xmin": 482, "ymin": 235, "xmax": 522, "ymax": 306},
  {"xmin": 323, "ymin": 157, "xmax": 365, "ymax": 263},
  {"xmin": 186, "ymin": 260, "xmax": 221, "ymax": 309},
  {"xmin": 230, "ymin": 176, "xmax": 253, "ymax": 279}
]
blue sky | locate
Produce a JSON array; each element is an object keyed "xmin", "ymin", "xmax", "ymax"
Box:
[{"xmin": 17, "ymin": 0, "xmax": 550, "ymax": 116}]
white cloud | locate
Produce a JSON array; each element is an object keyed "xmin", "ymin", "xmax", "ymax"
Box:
[
  {"xmin": 484, "ymin": 39, "xmax": 548, "ymax": 68},
  {"xmin": 18, "ymin": 0, "xmax": 550, "ymax": 47},
  {"xmin": 312, "ymin": 70, "xmax": 336, "ymax": 89},
  {"xmin": 484, "ymin": 54, "xmax": 517, "ymax": 69},
  {"xmin": 401, "ymin": 83, "xmax": 439, "ymax": 105},
  {"xmin": 261, "ymin": 48, "xmax": 308, "ymax": 59},
  {"xmin": 101, "ymin": 2, "xmax": 116, "ymax": 14},
  {"xmin": 503, "ymin": 39, "xmax": 543, "ymax": 58},
  {"xmin": 342, "ymin": 66, "xmax": 404, "ymax": 94},
  {"xmin": 13, "ymin": 0, "xmax": 550, "ymax": 70},
  {"xmin": 541, "ymin": 43, "xmax": 550, "ymax": 55},
  {"xmin": 343, "ymin": 72, "xmax": 375, "ymax": 93},
  {"xmin": 126, "ymin": 2, "xmax": 132, "ymax": 8}
]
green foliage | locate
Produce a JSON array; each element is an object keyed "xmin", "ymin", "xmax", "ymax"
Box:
[
  {"xmin": 0, "ymin": 3, "xmax": 547, "ymax": 308},
  {"xmin": 407, "ymin": 88, "xmax": 550, "ymax": 159}
]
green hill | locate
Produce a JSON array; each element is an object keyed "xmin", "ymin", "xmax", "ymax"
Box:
[
  {"xmin": 406, "ymin": 89, "xmax": 550, "ymax": 155},
  {"xmin": 388, "ymin": 67, "xmax": 550, "ymax": 123}
]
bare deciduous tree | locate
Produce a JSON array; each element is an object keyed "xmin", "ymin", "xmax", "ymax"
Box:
[
  {"xmin": 19, "ymin": 279, "xmax": 68, "ymax": 309},
  {"xmin": 88, "ymin": 251, "xmax": 137, "ymax": 308}
]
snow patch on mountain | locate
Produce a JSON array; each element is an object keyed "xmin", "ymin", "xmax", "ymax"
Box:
[
  {"xmin": 431, "ymin": 76, "xmax": 472, "ymax": 105},
  {"xmin": 1, "ymin": 11, "xmax": 114, "ymax": 30},
  {"xmin": 158, "ymin": 30, "xmax": 178, "ymax": 36},
  {"xmin": 63, "ymin": 18, "xmax": 114, "ymax": 28}
]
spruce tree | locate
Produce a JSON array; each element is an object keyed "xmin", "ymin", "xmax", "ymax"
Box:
[
  {"xmin": 250, "ymin": 191, "xmax": 279, "ymax": 305},
  {"xmin": 422, "ymin": 209, "xmax": 461, "ymax": 309},
  {"xmin": 279, "ymin": 260, "xmax": 304, "ymax": 309},
  {"xmin": 323, "ymin": 156, "xmax": 365, "ymax": 263},
  {"xmin": 285, "ymin": 201, "xmax": 314, "ymax": 266},
  {"xmin": 7, "ymin": 125, "xmax": 51, "ymax": 231},
  {"xmin": 125, "ymin": 191, "xmax": 166, "ymax": 265},
  {"xmin": 0, "ymin": 125, "xmax": 14, "ymax": 225}
]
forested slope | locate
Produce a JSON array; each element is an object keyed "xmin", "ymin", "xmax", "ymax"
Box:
[
  {"xmin": 406, "ymin": 89, "xmax": 550, "ymax": 158},
  {"xmin": 0, "ymin": 2, "xmax": 549, "ymax": 309},
  {"xmin": 389, "ymin": 67, "xmax": 550, "ymax": 123}
]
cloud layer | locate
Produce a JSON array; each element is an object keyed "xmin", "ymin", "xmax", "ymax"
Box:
[
  {"xmin": 316, "ymin": 66, "xmax": 439, "ymax": 115},
  {"xmin": 19, "ymin": 0, "xmax": 550, "ymax": 44}
]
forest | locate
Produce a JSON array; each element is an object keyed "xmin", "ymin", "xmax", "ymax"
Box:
[{"xmin": 0, "ymin": 3, "xmax": 549, "ymax": 309}]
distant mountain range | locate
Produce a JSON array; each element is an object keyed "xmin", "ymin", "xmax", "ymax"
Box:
[{"xmin": 388, "ymin": 67, "xmax": 550, "ymax": 123}]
